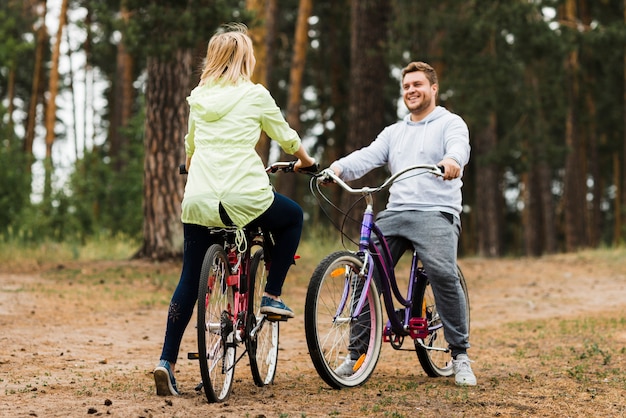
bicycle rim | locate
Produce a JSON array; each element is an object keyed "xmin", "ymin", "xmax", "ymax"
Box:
[
  {"xmin": 414, "ymin": 266, "xmax": 470, "ymax": 377},
  {"xmin": 197, "ymin": 244, "xmax": 236, "ymax": 402},
  {"xmin": 304, "ymin": 251, "xmax": 382, "ymax": 388},
  {"xmin": 247, "ymin": 249, "xmax": 279, "ymax": 386}
]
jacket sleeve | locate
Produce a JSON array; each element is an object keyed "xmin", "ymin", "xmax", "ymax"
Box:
[
  {"xmin": 184, "ymin": 116, "xmax": 196, "ymax": 157},
  {"xmin": 257, "ymin": 87, "xmax": 301, "ymax": 154},
  {"xmin": 331, "ymin": 128, "xmax": 391, "ymax": 182}
]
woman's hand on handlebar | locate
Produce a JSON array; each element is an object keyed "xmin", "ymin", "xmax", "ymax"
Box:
[
  {"xmin": 292, "ymin": 144, "xmax": 317, "ymax": 174},
  {"xmin": 294, "ymin": 157, "xmax": 319, "ymax": 174}
]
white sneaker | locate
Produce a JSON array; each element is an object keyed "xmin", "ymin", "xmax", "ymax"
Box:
[
  {"xmin": 334, "ymin": 356, "xmax": 357, "ymax": 377},
  {"xmin": 452, "ymin": 354, "xmax": 477, "ymax": 386}
]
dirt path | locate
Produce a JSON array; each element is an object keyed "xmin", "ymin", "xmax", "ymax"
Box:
[{"xmin": 1, "ymin": 251, "xmax": 625, "ymax": 417}]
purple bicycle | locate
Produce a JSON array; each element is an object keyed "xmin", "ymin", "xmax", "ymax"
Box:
[{"xmin": 304, "ymin": 165, "xmax": 470, "ymax": 388}]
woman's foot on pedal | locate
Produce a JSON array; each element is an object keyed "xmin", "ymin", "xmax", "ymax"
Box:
[
  {"xmin": 154, "ymin": 360, "xmax": 180, "ymax": 396},
  {"xmin": 260, "ymin": 296, "xmax": 294, "ymax": 318}
]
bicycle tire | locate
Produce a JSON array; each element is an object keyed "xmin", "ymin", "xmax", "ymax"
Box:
[
  {"xmin": 246, "ymin": 248, "xmax": 279, "ymax": 386},
  {"xmin": 197, "ymin": 244, "xmax": 236, "ymax": 403},
  {"xmin": 304, "ymin": 251, "xmax": 383, "ymax": 388},
  {"xmin": 414, "ymin": 266, "xmax": 470, "ymax": 377}
]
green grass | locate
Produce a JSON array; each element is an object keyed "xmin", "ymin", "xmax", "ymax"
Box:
[{"xmin": 0, "ymin": 234, "xmax": 140, "ymax": 270}]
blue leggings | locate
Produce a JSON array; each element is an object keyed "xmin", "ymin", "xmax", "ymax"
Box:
[{"xmin": 159, "ymin": 193, "xmax": 303, "ymax": 364}]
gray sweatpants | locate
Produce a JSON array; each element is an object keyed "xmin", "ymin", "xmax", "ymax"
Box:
[{"xmin": 348, "ymin": 209, "xmax": 470, "ymax": 358}]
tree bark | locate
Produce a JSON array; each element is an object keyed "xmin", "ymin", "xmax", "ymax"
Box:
[
  {"xmin": 474, "ymin": 112, "xmax": 502, "ymax": 257},
  {"xmin": 343, "ymin": 0, "xmax": 391, "ymax": 228},
  {"xmin": 109, "ymin": 4, "xmax": 134, "ymax": 171},
  {"xmin": 42, "ymin": 0, "xmax": 69, "ymax": 201},
  {"xmin": 621, "ymin": 0, "xmax": 626, "ymax": 244},
  {"xmin": 24, "ymin": 0, "xmax": 47, "ymax": 171},
  {"xmin": 275, "ymin": 0, "xmax": 313, "ymax": 198},
  {"xmin": 561, "ymin": 0, "xmax": 586, "ymax": 251},
  {"xmin": 137, "ymin": 50, "xmax": 192, "ymax": 260},
  {"xmin": 247, "ymin": 0, "xmax": 277, "ymax": 164}
]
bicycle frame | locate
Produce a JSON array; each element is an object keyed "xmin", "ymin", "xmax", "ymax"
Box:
[
  {"xmin": 324, "ymin": 165, "xmax": 444, "ymax": 341},
  {"xmin": 224, "ymin": 231, "xmax": 254, "ymax": 345},
  {"xmin": 343, "ymin": 200, "xmax": 420, "ymax": 339}
]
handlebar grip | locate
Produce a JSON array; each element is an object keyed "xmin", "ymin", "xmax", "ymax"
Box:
[
  {"xmin": 437, "ymin": 165, "xmax": 445, "ymax": 175},
  {"xmin": 299, "ymin": 162, "xmax": 320, "ymax": 174},
  {"xmin": 179, "ymin": 164, "xmax": 188, "ymax": 175}
]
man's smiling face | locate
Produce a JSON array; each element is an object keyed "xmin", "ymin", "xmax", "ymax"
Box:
[{"xmin": 402, "ymin": 71, "xmax": 438, "ymax": 119}]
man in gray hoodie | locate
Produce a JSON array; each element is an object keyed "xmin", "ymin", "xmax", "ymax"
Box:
[{"xmin": 329, "ymin": 61, "xmax": 476, "ymax": 386}]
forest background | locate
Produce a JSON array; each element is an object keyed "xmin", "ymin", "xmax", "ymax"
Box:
[{"xmin": 1, "ymin": 0, "xmax": 625, "ymax": 260}]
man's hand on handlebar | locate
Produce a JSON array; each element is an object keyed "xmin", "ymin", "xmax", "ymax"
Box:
[
  {"xmin": 316, "ymin": 167, "xmax": 338, "ymax": 185},
  {"xmin": 437, "ymin": 158, "xmax": 460, "ymax": 180}
]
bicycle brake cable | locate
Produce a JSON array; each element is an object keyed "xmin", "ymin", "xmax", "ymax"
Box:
[{"xmin": 309, "ymin": 177, "xmax": 366, "ymax": 248}]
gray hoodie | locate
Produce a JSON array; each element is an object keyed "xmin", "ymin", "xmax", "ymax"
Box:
[{"xmin": 331, "ymin": 106, "xmax": 470, "ymax": 216}]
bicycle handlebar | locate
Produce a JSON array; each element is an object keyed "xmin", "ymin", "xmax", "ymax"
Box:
[
  {"xmin": 316, "ymin": 164, "xmax": 444, "ymax": 195},
  {"xmin": 179, "ymin": 161, "xmax": 319, "ymax": 175},
  {"xmin": 265, "ymin": 161, "xmax": 319, "ymax": 174}
]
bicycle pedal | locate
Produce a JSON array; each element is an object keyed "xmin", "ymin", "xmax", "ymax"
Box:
[
  {"xmin": 408, "ymin": 317, "xmax": 429, "ymax": 339},
  {"xmin": 187, "ymin": 352, "xmax": 200, "ymax": 360},
  {"xmin": 265, "ymin": 314, "xmax": 288, "ymax": 322}
]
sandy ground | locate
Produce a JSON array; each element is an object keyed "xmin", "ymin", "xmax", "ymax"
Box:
[{"xmin": 1, "ymin": 250, "xmax": 625, "ymax": 417}]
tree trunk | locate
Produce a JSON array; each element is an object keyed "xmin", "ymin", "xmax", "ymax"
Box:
[
  {"xmin": 43, "ymin": 0, "xmax": 69, "ymax": 201},
  {"xmin": 522, "ymin": 69, "xmax": 557, "ymax": 256},
  {"xmin": 621, "ymin": 0, "xmax": 626, "ymax": 244},
  {"xmin": 473, "ymin": 29, "xmax": 502, "ymax": 257},
  {"xmin": 24, "ymin": 0, "xmax": 47, "ymax": 171},
  {"xmin": 561, "ymin": 0, "xmax": 586, "ymax": 251},
  {"xmin": 275, "ymin": 0, "xmax": 313, "ymax": 198},
  {"xmin": 614, "ymin": 152, "xmax": 622, "ymax": 244},
  {"xmin": 137, "ymin": 50, "xmax": 192, "ymax": 260},
  {"xmin": 538, "ymin": 160, "xmax": 557, "ymax": 254},
  {"xmin": 474, "ymin": 112, "xmax": 502, "ymax": 257},
  {"xmin": 247, "ymin": 0, "xmax": 277, "ymax": 164},
  {"xmin": 83, "ymin": 4, "xmax": 94, "ymax": 154},
  {"xmin": 7, "ymin": 67, "xmax": 16, "ymax": 140},
  {"xmin": 344, "ymin": 0, "xmax": 390, "ymax": 229},
  {"xmin": 109, "ymin": 4, "xmax": 134, "ymax": 171}
]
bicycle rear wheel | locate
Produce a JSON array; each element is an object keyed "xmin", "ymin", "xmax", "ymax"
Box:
[
  {"xmin": 414, "ymin": 266, "xmax": 470, "ymax": 377},
  {"xmin": 304, "ymin": 251, "xmax": 382, "ymax": 388},
  {"xmin": 246, "ymin": 248, "xmax": 279, "ymax": 386},
  {"xmin": 197, "ymin": 244, "xmax": 236, "ymax": 402}
]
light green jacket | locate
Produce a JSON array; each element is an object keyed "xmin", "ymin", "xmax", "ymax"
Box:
[{"xmin": 181, "ymin": 80, "xmax": 301, "ymax": 228}]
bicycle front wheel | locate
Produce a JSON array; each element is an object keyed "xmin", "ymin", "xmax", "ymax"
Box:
[
  {"xmin": 246, "ymin": 248, "xmax": 279, "ymax": 386},
  {"xmin": 197, "ymin": 244, "xmax": 236, "ymax": 403},
  {"xmin": 304, "ymin": 251, "xmax": 383, "ymax": 389},
  {"xmin": 414, "ymin": 266, "xmax": 470, "ymax": 377}
]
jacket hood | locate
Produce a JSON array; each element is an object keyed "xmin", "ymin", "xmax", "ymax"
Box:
[
  {"xmin": 402, "ymin": 106, "xmax": 449, "ymax": 124},
  {"xmin": 187, "ymin": 80, "xmax": 253, "ymax": 122}
]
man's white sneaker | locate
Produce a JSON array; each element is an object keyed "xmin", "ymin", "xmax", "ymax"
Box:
[
  {"xmin": 334, "ymin": 356, "xmax": 357, "ymax": 377},
  {"xmin": 452, "ymin": 354, "xmax": 477, "ymax": 386}
]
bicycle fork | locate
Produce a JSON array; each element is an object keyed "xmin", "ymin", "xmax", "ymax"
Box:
[{"xmin": 333, "ymin": 255, "xmax": 372, "ymax": 324}]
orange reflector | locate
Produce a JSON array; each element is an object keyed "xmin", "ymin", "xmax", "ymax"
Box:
[
  {"xmin": 330, "ymin": 267, "xmax": 344, "ymax": 278},
  {"xmin": 353, "ymin": 353, "xmax": 366, "ymax": 371}
]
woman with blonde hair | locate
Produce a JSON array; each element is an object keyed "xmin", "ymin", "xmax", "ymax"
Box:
[{"xmin": 153, "ymin": 23, "xmax": 316, "ymax": 396}]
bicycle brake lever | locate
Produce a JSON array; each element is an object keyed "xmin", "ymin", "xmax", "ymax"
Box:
[{"xmin": 317, "ymin": 168, "xmax": 335, "ymax": 184}]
